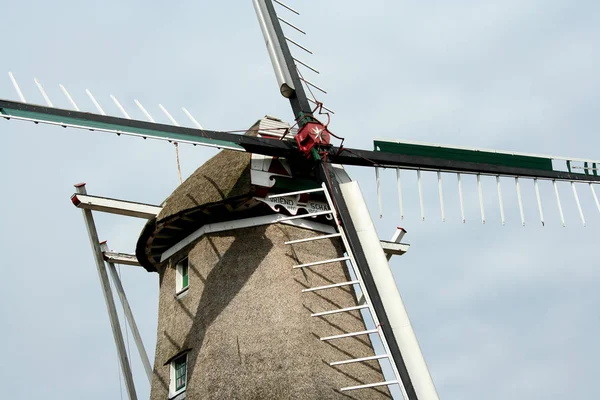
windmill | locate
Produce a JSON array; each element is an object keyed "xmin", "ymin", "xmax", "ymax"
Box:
[{"xmin": 1, "ymin": 0, "xmax": 593, "ymax": 400}]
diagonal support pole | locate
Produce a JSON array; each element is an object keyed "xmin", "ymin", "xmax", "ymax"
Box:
[
  {"xmin": 75, "ymin": 183, "xmax": 137, "ymax": 400},
  {"xmin": 100, "ymin": 242, "xmax": 153, "ymax": 383},
  {"xmin": 318, "ymin": 163, "xmax": 439, "ymax": 400}
]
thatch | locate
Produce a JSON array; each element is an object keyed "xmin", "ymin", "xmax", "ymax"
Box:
[
  {"xmin": 135, "ymin": 149, "xmax": 261, "ymax": 271},
  {"xmin": 150, "ymin": 224, "xmax": 391, "ymax": 399},
  {"xmin": 158, "ymin": 150, "xmax": 253, "ymax": 221},
  {"xmin": 140, "ymin": 126, "xmax": 391, "ymax": 397}
]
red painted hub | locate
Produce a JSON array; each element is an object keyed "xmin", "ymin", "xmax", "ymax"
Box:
[{"xmin": 295, "ymin": 122, "xmax": 331, "ymax": 157}]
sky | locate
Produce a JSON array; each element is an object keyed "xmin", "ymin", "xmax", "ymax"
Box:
[{"xmin": 0, "ymin": 1, "xmax": 599, "ymax": 399}]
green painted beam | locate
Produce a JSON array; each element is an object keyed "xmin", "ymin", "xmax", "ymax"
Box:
[
  {"xmin": 1, "ymin": 106, "xmax": 244, "ymax": 150},
  {"xmin": 374, "ymin": 140, "xmax": 553, "ymax": 172}
]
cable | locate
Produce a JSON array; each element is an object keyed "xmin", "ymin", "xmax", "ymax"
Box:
[
  {"xmin": 174, "ymin": 142, "xmax": 183, "ymax": 184},
  {"xmin": 296, "ymin": 65, "xmax": 319, "ymax": 105},
  {"xmin": 294, "ymin": 66, "xmax": 349, "ymax": 154},
  {"xmin": 295, "ymin": 66, "xmax": 334, "ymax": 130},
  {"xmin": 337, "ymin": 147, "xmax": 381, "ymax": 167}
]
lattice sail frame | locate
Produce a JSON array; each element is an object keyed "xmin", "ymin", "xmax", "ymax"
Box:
[{"xmin": 374, "ymin": 139, "xmax": 600, "ymax": 226}]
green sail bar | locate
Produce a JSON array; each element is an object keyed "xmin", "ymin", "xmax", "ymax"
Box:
[
  {"xmin": 374, "ymin": 140, "xmax": 553, "ymax": 172},
  {"xmin": 0, "ymin": 106, "xmax": 244, "ymax": 151}
]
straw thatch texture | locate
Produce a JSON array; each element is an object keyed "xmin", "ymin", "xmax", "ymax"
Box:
[
  {"xmin": 157, "ymin": 150, "xmax": 253, "ymax": 221},
  {"xmin": 136, "ymin": 149, "xmax": 261, "ymax": 271},
  {"xmin": 150, "ymin": 223, "xmax": 390, "ymax": 399}
]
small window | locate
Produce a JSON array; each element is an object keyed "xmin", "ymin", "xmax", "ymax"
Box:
[
  {"xmin": 169, "ymin": 354, "xmax": 187, "ymax": 397},
  {"xmin": 176, "ymin": 258, "xmax": 189, "ymax": 295}
]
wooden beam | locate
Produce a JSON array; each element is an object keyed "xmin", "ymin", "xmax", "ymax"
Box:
[
  {"xmin": 380, "ymin": 241, "xmax": 410, "ymax": 257},
  {"xmin": 102, "ymin": 251, "xmax": 141, "ymax": 267},
  {"xmin": 71, "ymin": 192, "xmax": 162, "ymax": 219}
]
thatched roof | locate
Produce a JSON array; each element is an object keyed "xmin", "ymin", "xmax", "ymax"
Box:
[
  {"xmin": 136, "ymin": 150, "xmax": 269, "ymax": 272},
  {"xmin": 135, "ymin": 115, "xmax": 325, "ymax": 272},
  {"xmin": 157, "ymin": 150, "xmax": 252, "ymax": 221}
]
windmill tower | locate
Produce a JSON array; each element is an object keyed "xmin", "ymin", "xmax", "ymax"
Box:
[
  {"xmin": 139, "ymin": 143, "xmax": 394, "ymax": 399},
  {"xmin": 1, "ymin": 1, "xmax": 599, "ymax": 399}
]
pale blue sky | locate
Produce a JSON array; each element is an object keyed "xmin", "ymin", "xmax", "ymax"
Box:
[{"xmin": 0, "ymin": 1, "xmax": 599, "ymax": 399}]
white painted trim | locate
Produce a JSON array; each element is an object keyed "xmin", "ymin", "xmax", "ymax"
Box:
[
  {"xmin": 380, "ymin": 241, "xmax": 410, "ymax": 256},
  {"xmin": 267, "ymin": 187, "xmax": 324, "ymax": 198},
  {"xmin": 74, "ymin": 185, "xmax": 138, "ymax": 399},
  {"xmin": 8, "ymin": 72, "xmax": 26, "ymax": 103},
  {"xmin": 175, "ymin": 287, "xmax": 189, "ymax": 300},
  {"xmin": 175, "ymin": 258, "xmax": 189, "ymax": 294},
  {"xmin": 339, "ymin": 181, "xmax": 439, "ymax": 400},
  {"xmin": 169, "ymin": 354, "xmax": 188, "ymax": 398},
  {"xmin": 71, "ymin": 193, "xmax": 162, "ymax": 219},
  {"xmin": 160, "ymin": 214, "xmax": 336, "ymax": 263},
  {"xmin": 160, "ymin": 211, "xmax": 407, "ymax": 265},
  {"xmin": 377, "ymin": 166, "xmax": 600, "ymax": 184},
  {"xmin": 101, "ymin": 242, "xmax": 153, "ymax": 383},
  {"xmin": 250, "ymin": 169, "xmax": 277, "ymax": 188},
  {"xmin": 102, "ymin": 251, "xmax": 141, "ymax": 267},
  {"xmin": 390, "ymin": 227, "xmax": 406, "ymax": 243},
  {"xmin": 320, "ymin": 182, "xmax": 408, "ymax": 400},
  {"xmin": 255, "ymin": 195, "xmax": 331, "ymax": 217}
]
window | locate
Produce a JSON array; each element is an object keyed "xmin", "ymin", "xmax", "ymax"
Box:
[
  {"xmin": 176, "ymin": 257, "xmax": 189, "ymax": 295},
  {"xmin": 169, "ymin": 354, "xmax": 187, "ymax": 397}
]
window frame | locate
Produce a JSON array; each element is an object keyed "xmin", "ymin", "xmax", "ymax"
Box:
[
  {"xmin": 175, "ymin": 257, "xmax": 189, "ymax": 297},
  {"xmin": 169, "ymin": 353, "xmax": 188, "ymax": 398}
]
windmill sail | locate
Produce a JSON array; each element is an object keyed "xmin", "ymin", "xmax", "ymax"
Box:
[
  {"xmin": 373, "ymin": 139, "xmax": 599, "ymax": 181},
  {"xmin": 0, "ymin": 98, "xmax": 300, "ymax": 156},
  {"xmin": 253, "ymin": 0, "xmax": 333, "ymax": 118},
  {"xmin": 370, "ymin": 139, "xmax": 600, "ymax": 225}
]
